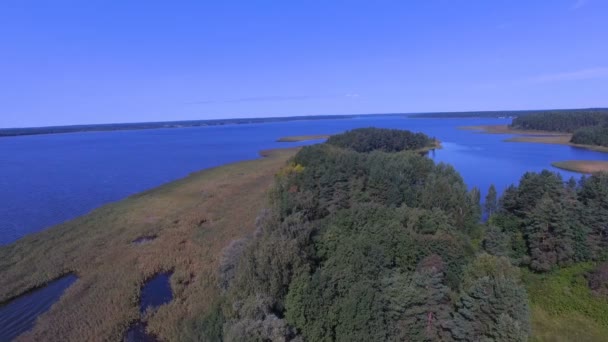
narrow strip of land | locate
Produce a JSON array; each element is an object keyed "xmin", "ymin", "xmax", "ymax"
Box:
[
  {"xmin": 460, "ymin": 125, "xmax": 608, "ymax": 153},
  {"xmin": 276, "ymin": 134, "xmax": 330, "ymax": 142},
  {"xmin": 551, "ymin": 160, "xmax": 608, "ymax": 174},
  {"xmin": 0, "ymin": 148, "xmax": 298, "ymax": 341},
  {"xmin": 414, "ymin": 139, "xmax": 442, "ymax": 153}
]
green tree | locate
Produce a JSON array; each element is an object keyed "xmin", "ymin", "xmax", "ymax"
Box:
[
  {"xmin": 450, "ymin": 255, "xmax": 530, "ymax": 341},
  {"xmin": 485, "ymin": 184, "xmax": 498, "ymax": 217}
]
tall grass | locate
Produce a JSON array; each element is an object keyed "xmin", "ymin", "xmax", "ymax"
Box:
[
  {"xmin": 0, "ymin": 148, "xmax": 298, "ymax": 341},
  {"xmin": 524, "ymin": 263, "xmax": 608, "ymax": 341}
]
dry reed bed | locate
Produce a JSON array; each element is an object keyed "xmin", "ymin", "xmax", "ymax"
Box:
[
  {"xmin": 276, "ymin": 134, "xmax": 330, "ymax": 142},
  {"xmin": 0, "ymin": 148, "xmax": 299, "ymax": 341},
  {"xmin": 551, "ymin": 160, "xmax": 608, "ymax": 174},
  {"xmin": 460, "ymin": 124, "xmax": 608, "ymax": 153}
]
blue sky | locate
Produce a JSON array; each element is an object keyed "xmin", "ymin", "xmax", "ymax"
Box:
[{"xmin": 1, "ymin": 0, "xmax": 607, "ymax": 127}]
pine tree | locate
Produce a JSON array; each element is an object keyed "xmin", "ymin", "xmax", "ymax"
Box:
[
  {"xmin": 384, "ymin": 255, "xmax": 455, "ymax": 341},
  {"xmin": 485, "ymin": 184, "xmax": 498, "ymax": 217},
  {"xmin": 450, "ymin": 255, "xmax": 530, "ymax": 341},
  {"xmin": 525, "ymin": 194, "xmax": 574, "ymax": 271}
]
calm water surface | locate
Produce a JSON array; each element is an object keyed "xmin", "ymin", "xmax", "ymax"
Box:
[
  {"xmin": 140, "ymin": 272, "xmax": 173, "ymax": 314},
  {"xmin": 2, "ymin": 115, "xmax": 608, "ymax": 339},
  {"xmin": 0, "ymin": 274, "xmax": 77, "ymax": 341},
  {"xmin": 2, "ymin": 115, "xmax": 607, "ymax": 245}
]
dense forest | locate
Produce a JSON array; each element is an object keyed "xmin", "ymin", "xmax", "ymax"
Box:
[
  {"xmin": 190, "ymin": 128, "xmax": 608, "ymax": 341},
  {"xmin": 510, "ymin": 109, "xmax": 608, "ymax": 147},
  {"xmin": 326, "ymin": 127, "xmax": 435, "ymax": 152},
  {"xmin": 409, "ymin": 108, "xmax": 608, "ymax": 119}
]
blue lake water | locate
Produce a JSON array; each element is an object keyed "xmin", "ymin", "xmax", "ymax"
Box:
[
  {"xmin": 2, "ymin": 115, "xmax": 608, "ymax": 339},
  {"xmin": 121, "ymin": 272, "xmax": 174, "ymax": 342},
  {"xmin": 140, "ymin": 272, "xmax": 173, "ymax": 314},
  {"xmin": 0, "ymin": 274, "xmax": 77, "ymax": 341},
  {"xmin": 2, "ymin": 115, "xmax": 607, "ymax": 246}
]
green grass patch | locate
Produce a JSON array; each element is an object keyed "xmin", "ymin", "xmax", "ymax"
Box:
[{"xmin": 524, "ymin": 263, "xmax": 608, "ymax": 341}]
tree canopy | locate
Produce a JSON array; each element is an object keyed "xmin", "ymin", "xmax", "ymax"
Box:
[
  {"xmin": 509, "ymin": 109, "xmax": 608, "ymax": 147},
  {"xmin": 326, "ymin": 127, "xmax": 436, "ymax": 152},
  {"xmin": 196, "ymin": 128, "xmax": 538, "ymax": 341}
]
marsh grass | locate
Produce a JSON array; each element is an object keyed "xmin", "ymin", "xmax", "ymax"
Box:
[
  {"xmin": 0, "ymin": 148, "xmax": 299, "ymax": 341},
  {"xmin": 552, "ymin": 160, "xmax": 608, "ymax": 174},
  {"xmin": 459, "ymin": 124, "xmax": 608, "ymax": 153},
  {"xmin": 524, "ymin": 263, "xmax": 608, "ymax": 341},
  {"xmin": 276, "ymin": 134, "xmax": 330, "ymax": 142}
]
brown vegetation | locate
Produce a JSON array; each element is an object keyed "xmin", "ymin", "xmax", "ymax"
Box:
[
  {"xmin": 0, "ymin": 148, "xmax": 299, "ymax": 341},
  {"xmin": 551, "ymin": 160, "xmax": 608, "ymax": 174},
  {"xmin": 460, "ymin": 125, "xmax": 608, "ymax": 152},
  {"xmin": 460, "ymin": 124, "xmax": 568, "ymax": 136},
  {"xmin": 276, "ymin": 134, "xmax": 330, "ymax": 142},
  {"xmin": 416, "ymin": 139, "xmax": 442, "ymax": 153}
]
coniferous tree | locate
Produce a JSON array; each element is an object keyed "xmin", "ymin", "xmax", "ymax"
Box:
[
  {"xmin": 450, "ymin": 255, "xmax": 530, "ymax": 341},
  {"xmin": 485, "ymin": 184, "xmax": 498, "ymax": 217}
]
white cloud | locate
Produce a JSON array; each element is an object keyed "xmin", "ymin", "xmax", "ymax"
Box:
[{"xmin": 528, "ymin": 67, "xmax": 608, "ymax": 83}]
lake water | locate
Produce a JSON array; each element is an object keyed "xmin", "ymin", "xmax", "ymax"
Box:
[
  {"xmin": 2, "ymin": 115, "xmax": 607, "ymax": 246},
  {"xmin": 2, "ymin": 115, "xmax": 608, "ymax": 339},
  {"xmin": 0, "ymin": 274, "xmax": 77, "ymax": 341}
]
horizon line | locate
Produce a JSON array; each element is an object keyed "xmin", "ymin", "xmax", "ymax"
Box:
[{"xmin": 2, "ymin": 106, "xmax": 607, "ymax": 130}]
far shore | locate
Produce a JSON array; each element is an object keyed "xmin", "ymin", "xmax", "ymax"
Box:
[
  {"xmin": 276, "ymin": 134, "xmax": 331, "ymax": 142},
  {"xmin": 460, "ymin": 125, "xmax": 608, "ymax": 153},
  {"xmin": 552, "ymin": 160, "xmax": 608, "ymax": 174}
]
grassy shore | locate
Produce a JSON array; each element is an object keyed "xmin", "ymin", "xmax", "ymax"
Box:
[
  {"xmin": 460, "ymin": 125, "xmax": 608, "ymax": 153},
  {"xmin": 551, "ymin": 160, "xmax": 608, "ymax": 174},
  {"xmin": 524, "ymin": 263, "xmax": 608, "ymax": 341},
  {"xmin": 276, "ymin": 134, "xmax": 330, "ymax": 142},
  {"xmin": 0, "ymin": 148, "xmax": 299, "ymax": 341},
  {"xmin": 414, "ymin": 139, "xmax": 442, "ymax": 153}
]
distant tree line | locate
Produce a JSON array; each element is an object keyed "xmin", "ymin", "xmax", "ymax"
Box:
[
  {"xmin": 0, "ymin": 115, "xmax": 356, "ymax": 137},
  {"xmin": 570, "ymin": 125, "xmax": 608, "ymax": 147},
  {"xmin": 511, "ymin": 110, "xmax": 608, "ymax": 133},
  {"xmin": 410, "ymin": 108, "xmax": 608, "ymax": 119},
  {"xmin": 510, "ymin": 109, "xmax": 608, "ymax": 147},
  {"xmin": 194, "ymin": 128, "xmax": 533, "ymax": 341}
]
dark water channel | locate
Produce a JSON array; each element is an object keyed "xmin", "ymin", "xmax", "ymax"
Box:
[
  {"xmin": 0, "ymin": 274, "xmax": 77, "ymax": 341},
  {"xmin": 124, "ymin": 272, "xmax": 174, "ymax": 341}
]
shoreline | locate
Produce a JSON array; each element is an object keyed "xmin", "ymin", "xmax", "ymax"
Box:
[
  {"xmin": 415, "ymin": 139, "xmax": 443, "ymax": 153},
  {"xmin": 276, "ymin": 134, "xmax": 330, "ymax": 142},
  {"xmin": 551, "ymin": 160, "xmax": 608, "ymax": 174},
  {"xmin": 0, "ymin": 147, "xmax": 300, "ymax": 341},
  {"xmin": 459, "ymin": 125, "xmax": 608, "ymax": 153}
]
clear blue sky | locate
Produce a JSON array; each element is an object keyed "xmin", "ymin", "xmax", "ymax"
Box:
[{"xmin": 1, "ymin": 0, "xmax": 607, "ymax": 128}]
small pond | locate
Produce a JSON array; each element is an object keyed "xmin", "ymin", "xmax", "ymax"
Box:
[{"xmin": 140, "ymin": 272, "xmax": 173, "ymax": 314}]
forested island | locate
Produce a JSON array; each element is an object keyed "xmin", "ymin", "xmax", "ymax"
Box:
[{"xmin": 194, "ymin": 128, "xmax": 608, "ymax": 341}]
